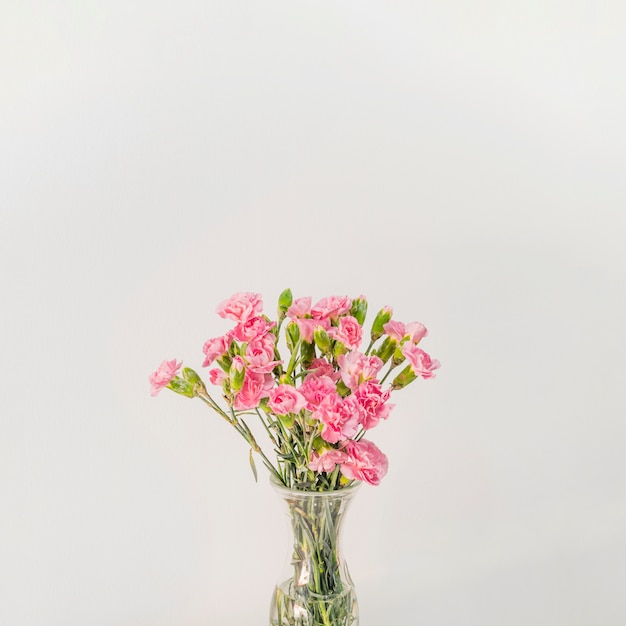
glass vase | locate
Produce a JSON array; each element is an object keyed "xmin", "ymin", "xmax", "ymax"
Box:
[{"xmin": 269, "ymin": 479, "xmax": 361, "ymax": 626}]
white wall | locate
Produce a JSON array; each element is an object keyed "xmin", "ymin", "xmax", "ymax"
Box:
[{"xmin": 1, "ymin": 2, "xmax": 625, "ymax": 625}]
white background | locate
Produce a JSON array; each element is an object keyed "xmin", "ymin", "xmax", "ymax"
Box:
[{"xmin": 2, "ymin": 2, "xmax": 625, "ymax": 625}]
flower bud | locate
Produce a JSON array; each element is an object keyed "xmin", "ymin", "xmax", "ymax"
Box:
[
  {"xmin": 374, "ymin": 336, "xmax": 397, "ymax": 364},
  {"xmin": 167, "ymin": 377, "xmax": 196, "ymax": 398},
  {"xmin": 182, "ymin": 367, "xmax": 206, "ymax": 394},
  {"xmin": 286, "ymin": 321, "xmax": 300, "ymax": 352},
  {"xmin": 229, "ymin": 356, "xmax": 246, "ymax": 393},
  {"xmin": 313, "ymin": 326, "xmax": 331, "ymax": 353},
  {"xmin": 350, "ymin": 296, "xmax": 368, "ymax": 326},
  {"xmin": 391, "ymin": 365, "xmax": 417, "ymax": 390},
  {"xmin": 300, "ymin": 341, "xmax": 316, "ymax": 369},
  {"xmin": 277, "ymin": 288, "xmax": 293, "ymax": 319},
  {"xmin": 371, "ymin": 306, "xmax": 393, "ymax": 341},
  {"xmin": 392, "ymin": 346, "xmax": 406, "ymax": 367}
]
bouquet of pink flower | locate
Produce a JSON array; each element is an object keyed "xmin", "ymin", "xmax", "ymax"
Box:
[{"xmin": 150, "ymin": 290, "xmax": 440, "ymax": 491}]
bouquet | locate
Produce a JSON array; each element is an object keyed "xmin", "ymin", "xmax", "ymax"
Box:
[
  {"xmin": 149, "ymin": 290, "xmax": 440, "ymax": 491},
  {"xmin": 150, "ymin": 290, "xmax": 440, "ymax": 626}
]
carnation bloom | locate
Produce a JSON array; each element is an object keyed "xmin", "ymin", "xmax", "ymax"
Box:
[
  {"xmin": 329, "ymin": 315, "xmax": 363, "ymax": 350},
  {"xmin": 312, "ymin": 394, "xmax": 361, "ymax": 443},
  {"xmin": 383, "ymin": 320, "xmax": 406, "ymax": 342},
  {"xmin": 287, "ymin": 297, "xmax": 312, "ymax": 319},
  {"xmin": 406, "ymin": 321, "xmax": 428, "ymax": 344},
  {"xmin": 296, "ymin": 318, "xmax": 328, "ymax": 343},
  {"xmin": 306, "ymin": 358, "xmax": 340, "ymax": 381},
  {"xmin": 233, "ymin": 371, "xmax": 274, "ymax": 410},
  {"xmin": 149, "ymin": 359, "xmax": 182, "ymax": 396},
  {"xmin": 232, "ymin": 316, "xmax": 275, "ymax": 343},
  {"xmin": 309, "ymin": 448, "xmax": 349, "ymax": 473},
  {"xmin": 299, "ymin": 375, "xmax": 337, "ymax": 411},
  {"xmin": 311, "ymin": 296, "xmax": 352, "ymax": 321},
  {"xmin": 354, "ymin": 381, "xmax": 394, "ymax": 430},
  {"xmin": 245, "ymin": 334, "xmax": 282, "ymax": 374},
  {"xmin": 268, "ymin": 385, "xmax": 307, "ymax": 416},
  {"xmin": 208, "ymin": 368, "xmax": 227, "ymax": 386},
  {"xmin": 216, "ymin": 292, "xmax": 263, "ymax": 323},
  {"xmin": 337, "ymin": 351, "xmax": 383, "ymax": 390},
  {"xmin": 401, "ymin": 343, "xmax": 441, "ymax": 379},
  {"xmin": 202, "ymin": 334, "xmax": 232, "ymax": 367},
  {"xmin": 340, "ymin": 439, "xmax": 389, "ymax": 486}
]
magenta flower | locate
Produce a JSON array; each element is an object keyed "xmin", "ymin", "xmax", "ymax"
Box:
[
  {"xmin": 149, "ymin": 359, "xmax": 182, "ymax": 396},
  {"xmin": 401, "ymin": 343, "xmax": 441, "ymax": 379},
  {"xmin": 268, "ymin": 385, "xmax": 307, "ymax": 416},
  {"xmin": 340, "ymin": 439, "xmax": 389, "ymax": 486},
  {"xmin": 216, "ymin": 292, "xmax": 263, "ymax": 323},
  {"xmin": 329, "ymin": 315, "xmax": 363, "ymax": 350}
]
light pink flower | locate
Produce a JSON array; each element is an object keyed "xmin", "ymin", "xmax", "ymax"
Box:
[
  {"xmin": 208, "ymin": 368, "xmax": 227, "ymax": 386},
  {"xmin": 328, "ymin": 315, "xmax": 363, "ymax": 350},
  {"xmin": 295, "ymin": 318, "xmax": 323, "ymax": 343},
  {"xmin": 312, "ymin": 394, "xmax": 361, "ymax": 444},
  {"xmin": 306, "ymin": 358, "xmax": 340, "ymax": 381},
  {"xmin": 309, "ymin": 448, "xmax": 349, "ymax": 473},
  {"xmin": 202, "ymin": 334, "xmax": 232, "ymax": 367},
  {"xmin": 406, "ymin": 321, "xmax": 428, "ymax": 344},
  {"xmin": 245, "ymin": 334, "xmax": 282, "ymax": 374},
  {"xmin": 233, "ymin": 371, "xmax": 274, "ymax": 410},
  {"xmin": 232, "ymin": 316, "xmax": 275, "ymax": 343},
  {"xmin": 268, "ymin": 384, "xmax": 307, "ymax": 416},
  {"xmin": 401, "ymin": 343, "xmax": 441, "ymax": 379},
  {"xmin": 311, "ymin": 296, "xmax": 352, "ymax": 321},
  {"xmin": 216, "ymin": 292, "xmax": 263, "ymax": 323},
  {"xmin": 287, "ymin": 297, "xmax": 312, "ymax": 319},
  {"xmin": 354, "ymin": 381, "xmax": 394, "ymax": 430},
  {"xmin": 383, "ymin": 320, "xmax": 406, "ymax": 342},
  {"xmin": 149, "ymin": 359, "xmax": 182, "ymax": 397},
  {"xmin": 299, "ymin": 375, "xmax": 337, "ymax": 411},
  {"xmin": 340, "ymin": 439, "xmax": 389, "ymax": 486},
  {"xmin": 337, "ymin": 351, "xmax": 384, "ymax": 390}
]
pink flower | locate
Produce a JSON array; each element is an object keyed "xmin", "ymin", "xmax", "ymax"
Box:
[
  {"xmin": 208, "ymin": 368, "xmax": 227, "ymax": 386},
  {"xmin": 340, "ymin": 439, "xmax": 389, "ymax": 486},
  {"xmin": 383, "ymin": 320, "xmax": 406, "ymax": 342},
  {"xmin": 232, "ymin": 316, "xmax": 275, "ymax": 343},
  {"xmin": 309, "ymin": 448, "xmax": 349, "ymax": 473},
  {"xmin": 406, "ymin": 321, "xmax": 428, "ymax": 344},
  {"xmin": 299, "ymin": 375, "xmax": 337, "ymax": 411},
  {"xmin": 233, "ymin": 371, "xmax": 274, "ymax": 410},
  {"xmin": 295, "ymin": 318, "xmax": 324, "ymax": 343},
  {"xmin": 337, "ymin": 351, "xmax": 383, "ymax": 390},
  {"xmin": 245, "ymin": 334, "xmax": 282, "ymax": 374},
  {"xmin": 202, "ymin": 334, "xmax": 232, "ymax": 367},
  {"xmin": 268, "ymin": 384, "xmax": 307, "ymax": 415},
  {"xmin": 216, "ymin": 292, "xmax": 263, "ymax": 323},
  {"xmin": 311, "ymin": 296, "xmax": 352, "ymax": 321},
  {"xmin": 328, "ymin": 315, "xmax": 363, "ymax": 350},
  {"xmin": 354, "ymin": 381, "xmax": 394, "ymax": 430},
  {"xmin": 149, "ymin": 359, "xmax": 182, "ymax": 396},
  {"xmin": 306, "ymin": 358, "xmax": 340, "ymax": 381},
  {"xmin": 312, "ymin": 394, "xmax": 361, "ymax": 444},
  {"xmin": 287, "ymin": 297, "xmax": 312, "ymax": 319},
  {"xmin": 401, "ymin": 343, "xmax": 441, "ymax": 379}
]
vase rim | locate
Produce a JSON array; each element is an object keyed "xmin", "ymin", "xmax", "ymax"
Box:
[{"xmin": 269, "ymin": 475, "xmax": 362, "ymax": 497}]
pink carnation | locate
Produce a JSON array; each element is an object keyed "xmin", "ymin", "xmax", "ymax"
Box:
[
  {"xmin": 406, "ymin": 321, "xmax": 428, "ymax": 343},
  {"xmin": 311, "ymin": 296, "xmax": 352, "ymax": 321},
  {"xmin": 401, "ymin": 343, "xmax": 441, "ymax": 379},
  {"xmin": 232, "ymin": 316, "xmax": 275, "ymax": 343},
  {"xmin": 287, "ymin": 297, "xmax": 312, "ymax": 319},
  {"xmin": 340, "ymin": 439, "xmax": 389, "ymax": 486},
  {"xmin": 383, "ymin": 320, "xmax": 406, "ymax": 342},
  {"xmin": 354, "ymin": 381, "xmax": 394, "ymax": 430},
  {"xmin": 202, "ymin": 334, "xmax": 232, "ymax": 367},
  {"xmin": 149, "ymin": 359, "xmax": 182, "ymax": 397},
  {"xmin": 309, "ymin": 448, "xmax": 349, "ymax": 473},
  {"xmin": 337, "ymin": 351, "xmax": 383, "ymax": 390},
  {"xmin": 299, "ymin": 375, "xmax": 337, "ymax": 411},
  {"xmin": 312, "ymin": 394, "xmax": 361, "ymax": 444},
  {"xmin": 268, "ymin": 384, "xmax": 307, "ymax": 416},
  {"xmin": 328, "ymin": 315, "xmax": 363, "ymax": 350},
  {"xmin": 245, "ymin": 334, "xmax": 282, "ymax": 374},
  {"xmin": 208, "ymin": 368, "xmax": 227, "ymax": 386},
  {"xmin": 307, "ymin": 358, "xmax": 340, "ymax": 381},
  {"xmin": 216, "ymin": 292, "xmax": 263, "ymax": 323},
  {"xmin": 233, "ymin": 371, "xmax": 274, "ymax": 410},
  {"xmin": 296, "ymin": 318, "xmax": 327, "ymax": 343}
]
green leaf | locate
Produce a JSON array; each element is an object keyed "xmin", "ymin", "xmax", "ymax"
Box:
[
  {"xmin": 249, "ymin": 448, "xmax": 258, "ymax": 482},
  {"xmin": 277, "ymin": 288, "xmax": 293, "ymax": 318}
]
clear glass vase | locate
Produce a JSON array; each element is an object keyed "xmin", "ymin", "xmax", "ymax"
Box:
[{"xmin": 269, "ymin": 479, "xmax": 361, "ymax": 626}]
